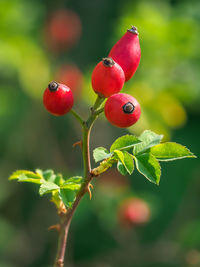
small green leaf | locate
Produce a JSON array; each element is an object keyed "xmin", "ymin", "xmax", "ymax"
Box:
[
  {"xmin": 115, "ymin": 151, "xmax": 134, "ymax": 175},
  {"xmin": 54, "ymin": 174, "xmax": 64, "ymax": 186},
  {"xmin": 39, "ymin": 182, "xmax": 59, "ymax": 196},
  {"xmin": 117, "ymin": 161, "xmax": 128, "ymax": 176},
  {"xmin": 9, "ymin": 170, "xmax": 42, "ymax": 180},
  {"xmin": 93, "ymin": 147, "xmax": 112, "ymax": 163},
  {"xmin": 18, "ymin": 174, "xmax": 42, "ymax": 184},
  {"xmin": 113, "ymin": 150, "xmax": 125, "ymax": 165},
  {"xmin": 60, "ymin": 176, "xmax": 83, "ymax": 190},
  {"xmin": 42, "ymin": 169, "xmax": 56, "ymax": 182},
  {"xmin": 150, "ymin": 142, "xmax": 196, "ymax": 161},
  {"xmin": 110, "ymin": 135, "xmax": 141, "ymax": 152},
  {"xmin": 59, "ymin": 189, "xmax": 76, "ymax": 208},
  {"xmin": 36, "ymin": 169, "xmax": 64, "ymax": 185},
  {"xmin": 133, "ymin": 130, "xmax": 163, "ymax": 155},
  {"xmin": 123, "ymin": 151, "xmax": 134, "ymax": 175},
  {"xmin": 134, "ymin": 153, "xmax": 161, "ymax": 185}
]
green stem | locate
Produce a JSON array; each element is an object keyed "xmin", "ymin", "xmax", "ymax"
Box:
[
  {"xmin": 93, "ymin": 95, "xmax": 105, "ymax": 110},
  {"xmin": 54, "ymin": 95, "xmax": 104, "ymax": 267},
  {"xmin": 94, "ymin": 107, "xmax": 104, "ymax": 116},
  {"xmin": 70, "ymin": 109, "xmax": 84, "ymax": 126},
  {"xmin": 86, "ymin": 97, "xmax": 105, "ymax": 128},
  {"xmin": 82, "ymin": 124, "xmax": 91, "ymax": 178}
]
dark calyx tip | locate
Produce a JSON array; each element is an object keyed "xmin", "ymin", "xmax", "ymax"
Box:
[
  {"xmin": 123, "ymin": 102, "xmax": 135, "ymax": 114},
  {"xmin": 48, "ymin": 81, "xmax": 59, "ymax": 91},
  {"xmin": 102, "ymin": 57, "xmax": 115, "ymax": 67},
  {"xmin": 127, "ymin": 26, "xmax": 138, "ymax": 35}
]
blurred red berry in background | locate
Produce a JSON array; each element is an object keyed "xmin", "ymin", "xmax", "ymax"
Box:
[
  {"xmin": 44, "ymin": 9, "xmax": 82, "ymax": 53},
  {"xmin": 55, "ymin": 64, "xmax": 83, "ymax": 99},
  {"xmin": 119, "ymin": 197, "xmax": 150, "ymax": 227}
]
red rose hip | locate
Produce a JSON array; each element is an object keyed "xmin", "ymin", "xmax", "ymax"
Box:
[
  {"xmin": 104, "ymin": 93, "xmax": 141, "ymax": 128},
  {"xmin": 44, "ymin": 9, "xmax": 82, "ymax": 53},
  {"xmin": 91, "ymin": 57, "xmax": 125, "ymax": 98},
  {"xmin": 109, "ymin": 26, "xmax": 141, "ymax": 81},
  {"xmin": 119, "ymin": 198, "xmax": 150, "ymax": 227},
  {"xmin": 43, "ymin": 81, "xmax": 74, "ymax": 116}
]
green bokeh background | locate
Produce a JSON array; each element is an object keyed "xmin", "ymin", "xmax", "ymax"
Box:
[{"xmin": 0, "ymin": 0, "xmax": 199, "ymax": 266}]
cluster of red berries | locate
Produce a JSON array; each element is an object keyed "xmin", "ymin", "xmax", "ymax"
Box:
[{"xmin": 43, "ymin": 26, "xmax": 141, "ymax": 128}]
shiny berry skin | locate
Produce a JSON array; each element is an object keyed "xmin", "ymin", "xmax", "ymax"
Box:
[
  {"xmin": 119, "ymin": 198, "xmax": 150, "ymax": 227},
  {"xmin": 104, "ymin": 93, "xmax": 141, "ymax": 128},
  {"xmin": 109, "ymin": 26, "xmax": 141, "ymax": 82},
  {"xmin": 43, "ymin": 81, "xmax": 74, "ymax": 116},
  {"xmin": 91, "ymin": 57, "xmax": 125, "ymax": 98}
]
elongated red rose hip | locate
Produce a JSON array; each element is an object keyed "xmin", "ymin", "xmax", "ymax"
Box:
[
  {"xmin": 91, "ymin": 57, "xmax": 125, "ymax": 98},
  {"xmin": 104, "ymin": 93, "xmax": 141, "ymax": 128},
  {"xmin": 109, "ymin": 26, "xmax": 141, "ymax": 81},
  {"xmin": 43, "ymin": 81, "xmax": 74, "ymax": 116}
]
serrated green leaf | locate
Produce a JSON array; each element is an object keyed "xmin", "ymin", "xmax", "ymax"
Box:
[
  {"xmin": 110, "ymin": 135, "xmax": 141, "ymax": 152},
  {"xmin": 54, "ymin": 174, "xmax": 64, "ymax": 186},
  {"xmin": 60, "ymin": 176, "xmax": 83, "ymax": 190},
  {"xmin": 35, "ymin": 169, "xmax": 43, "ymax": 176},
  {"xmin": 64, "ymin": 176, "xmax": 83, "ymax": 184},
  {"xmin": 59, "ymin": 189, "xmax": 76, "ymax": 208},
  {"xmin": 9, "ymin": 170, "xmax": 42, "ymax": 180},
  {"xmin": 134, "ymin": 153, "xmax": 161, "ymax": 185},
  {"xmin": 133, "ymin": 130, "xmax": 163, "ymax": 155},
  {"xmin": 42, "ymin": 169, "xmax": 56, "ymax": 182},
  {"xmin": 113, "ymin": 150, "xmax": 125, "ymax": 165},
  {"xmin": 150, "ymin": 142, "xmax": 196, "ymax": 161},
  {"xmin": 123, "ymin": 151, "xmax": 134, "ymax": 175},
  {"xmin": 36, "ymin": 169, "xmax": 64, "ymax": 185},
  {"xmin": 117, "ymin": 161, "xmax": 128, "ymax": 176},
  {"xmin": 18, "ymin": 174, "xmax": 42, "ymax": 184},
  {"xmin": 93, "ymin": 147, "xmax": 112, "ymax": 163},
  {"xmin": 39, "ymin": 182, "xmax": 59, "ymax": 196},
  {"xmin": 115, "ymin": 151, "xmax": 134, "ymax": 175}
]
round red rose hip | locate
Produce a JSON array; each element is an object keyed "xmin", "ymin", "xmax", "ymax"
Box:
[
  {"xmin": 119, "ymin": 198, "xmax": 150, "ymax": 227},
  {"xmin": 43, "ymin": 81, "xmax": 74, "ymax": 116},
  {"xmin": 91, "ymin": 57, "xmax": 125, "ymax": 98},
  {"xmin": 104, "ymin": 93, "xmax": 141, "ymax": 128}
]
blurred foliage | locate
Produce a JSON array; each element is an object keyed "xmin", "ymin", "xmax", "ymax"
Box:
[{"xmin": 0, "ymin": 0, "xmax": 199, "ymax": 266}]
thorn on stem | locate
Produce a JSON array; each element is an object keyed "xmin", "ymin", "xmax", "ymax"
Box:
[
  {"xmin": 87, "ymin": 183, "xmax": 94, "ymax": 200},
  {"xmin": 48, "ymin": 224, "xmax": 61, "ymax": 232},
  {"xmin": 72, "ymin": 140, "xmax": 83, "ymax": 149}
]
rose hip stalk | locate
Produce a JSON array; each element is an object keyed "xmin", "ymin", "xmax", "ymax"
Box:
[
  {"xmin": 109, "ymin": 26, "xmax": 141, "ymax": 81},
  {"xmin": 104, "ymin": 93, "xmax": 141, "ymax": 128},
  {"xmin": 91, "ymin": 57, "xmax": 125, "ymax": 98}
]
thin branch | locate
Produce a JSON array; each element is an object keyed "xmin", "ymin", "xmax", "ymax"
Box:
[
  {"xmin": 94, "ymin": 107, "xmax": 104, "ymax": 116},
  {"xmin": 70, "ymin": 109, "xmax": 84, "ymax": 126},
  {"xmin": 54, "ymin": 95, "xmax": 105, "ymax": 267}
]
